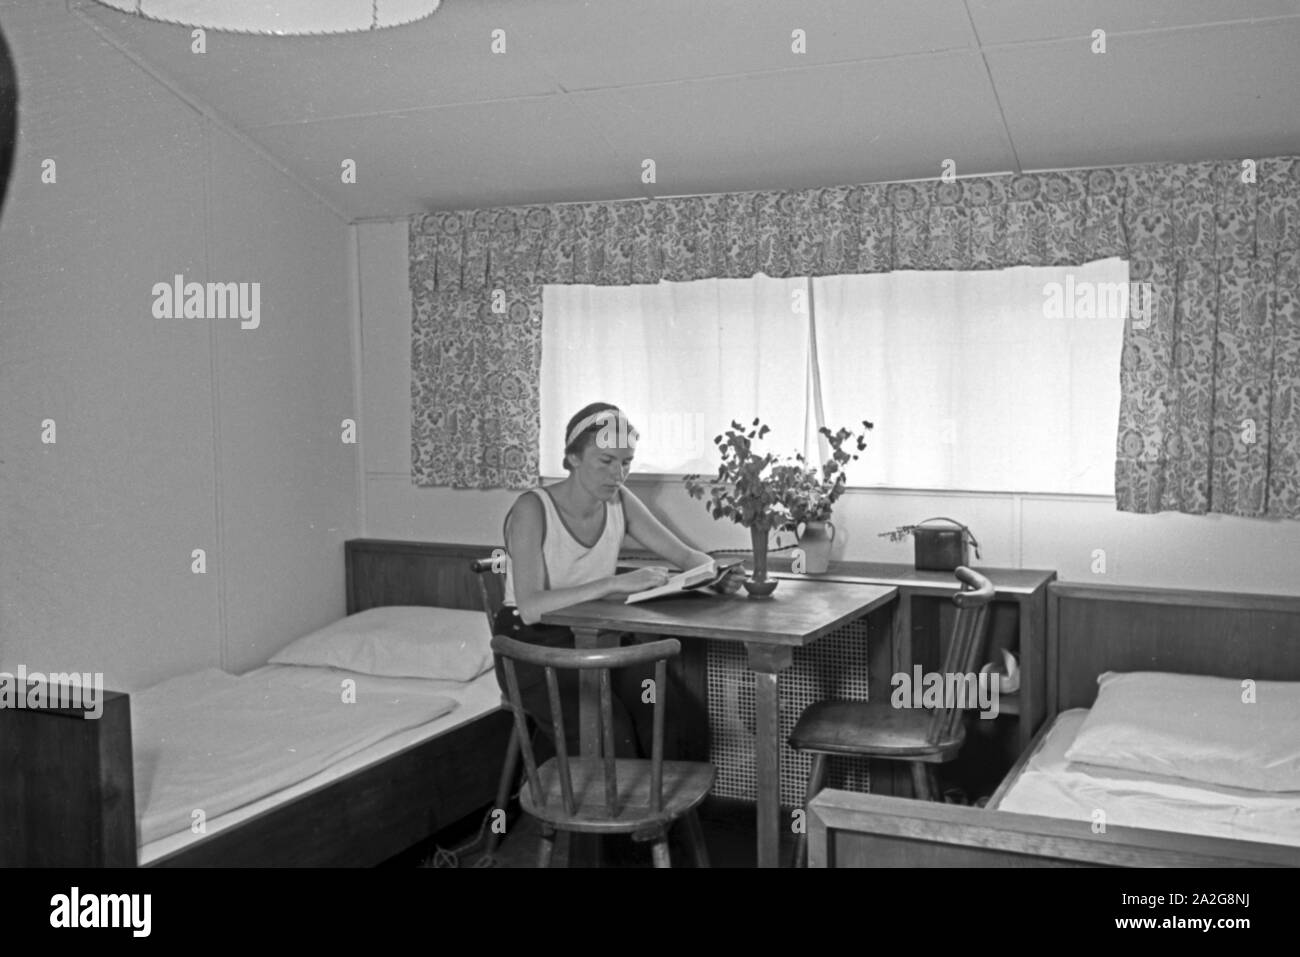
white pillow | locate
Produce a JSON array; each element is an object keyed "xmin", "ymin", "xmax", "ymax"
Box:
[
  {"xmin": 1064, "ymin": 671, "xmax": 1300, "ymax": 792},
  {"xmin": 269, "ymin": 606, "xmax": 493, "ymax": 683}
]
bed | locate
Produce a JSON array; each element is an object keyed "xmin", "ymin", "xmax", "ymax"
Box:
[
  {"xmin": 807, "ymin": 580, "xmax": 1300, "ymax": 867},
  {"xmin": 0, "ymin": 539, "xmax": 514, "ymax": 867}
]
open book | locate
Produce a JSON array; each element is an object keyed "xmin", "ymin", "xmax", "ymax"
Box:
[{"xmin": 625, "ymin": 560, "xmax": 745, "ymax": 604}]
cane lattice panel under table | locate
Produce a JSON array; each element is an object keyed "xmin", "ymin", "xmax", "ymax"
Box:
[{"xmin": 706, "ymin": 614, "xmax": 872, "ymax": 810}]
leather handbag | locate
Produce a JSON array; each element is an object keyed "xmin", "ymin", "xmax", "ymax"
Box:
[{"xmin": 911, "ymin": 517, "xmax": 981, "ymax": 571}]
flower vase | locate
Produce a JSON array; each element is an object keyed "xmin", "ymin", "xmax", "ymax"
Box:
[
  {"xmin": 743, "ymin": 525, "xmax": 778, "ymax": 598},
  {"xmin": 796, "ymin": 520, "xmax": 835, "ymax": 574}
]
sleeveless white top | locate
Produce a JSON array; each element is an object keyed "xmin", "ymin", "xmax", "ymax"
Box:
[{"xmin": 503, "ymin": 487, "xmax": 625, "ymax": 607}]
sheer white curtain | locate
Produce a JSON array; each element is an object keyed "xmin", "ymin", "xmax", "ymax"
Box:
[
  {"xmin": 541, "ymin": 277, "xmax": 810, "ymax": 475},
  {"xmin": 542, "ymin": 260, "xmax": 1126, "ymax": 493},
  {"xmin": 812, "ymin": 259, "xmax": 1127, "ymax": 493}
]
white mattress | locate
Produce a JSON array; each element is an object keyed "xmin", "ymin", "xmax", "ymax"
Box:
[
  {"xmin": 994, "ymin": 708, "xmax": 1300, "ymax": 848},
  {"xmin": 136, "ymin": 665, "xmax": 503, "ymax": 864}
]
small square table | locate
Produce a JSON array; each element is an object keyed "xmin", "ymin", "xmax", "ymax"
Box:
[{"xmin": 541, "ymin": 579, "xmax": 898, "ymax": 868}]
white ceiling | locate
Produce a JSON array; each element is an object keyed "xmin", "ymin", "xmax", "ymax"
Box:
[{"xmin": 67, "ymin": 0, "xmax": 1300, "ymax": 221}]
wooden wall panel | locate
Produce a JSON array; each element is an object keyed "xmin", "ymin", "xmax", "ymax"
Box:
[{"xmin": 346, "ymin": 539, "xmax": 497, "ymax": 615}]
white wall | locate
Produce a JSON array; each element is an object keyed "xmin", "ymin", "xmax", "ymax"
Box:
[
  {"xmin": 359, "ymin": 219, "xmax": 1300, "ymax": 596},
  {"xmin": 0, "ymin": 4, "xmax": 358, "ymax": 690}
]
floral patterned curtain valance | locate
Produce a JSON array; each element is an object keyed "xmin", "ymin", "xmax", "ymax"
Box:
[{"xmin": 410, "ymin": 156, "xmax": 1300, "ymax": 518}]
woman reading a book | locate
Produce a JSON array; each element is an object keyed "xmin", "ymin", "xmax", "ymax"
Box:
[{"xmin": 496, "ymin": 401, "xmax": 741, "ymax": 759}]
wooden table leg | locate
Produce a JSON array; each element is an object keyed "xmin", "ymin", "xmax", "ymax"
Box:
[
  {"xmin": 892, "ymin": 592, "xmax": 917, "ymax": 797},
  {"xmin": 891, "ymin": 589, "xmax": 912, "ymax": 682},
  {"xmin": 572, "ymin": 626, "xmax": 618, "ymax": 867},
  {"xmin": 573, "ymin": 626, "xmax": 618, "ymax": 756},
  {"xmin": 1017, "ymin": 593, "xmax": 1044, "ymax": 750},
  {"xmin": 746, "ymin": 642, "xmax": 793, "ymax": 869},
  {"xmin": 868, "ymin": 596, "xmax": 905, "ymax": 797},
  {"xmin": 866, "ymin": 602, "xmax": 895, "ymax": 711}
]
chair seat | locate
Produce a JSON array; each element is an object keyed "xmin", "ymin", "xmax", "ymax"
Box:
[
  {"xmin": 788, "ymin": 699, "xmax": 964, "ymax": 762},
  {"xmin": 520, "ymin": 757, "xmax": 715, "ymax": 834}
]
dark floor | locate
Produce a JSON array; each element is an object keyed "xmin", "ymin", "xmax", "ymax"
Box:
[{"xmin": 387, "ymin": 796, "xmax": 795, "ymax": 868}]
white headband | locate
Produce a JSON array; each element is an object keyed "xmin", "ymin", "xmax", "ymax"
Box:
[{"xmin": 566, "ymin": 409, "xmax": 638, "ymax": 448}]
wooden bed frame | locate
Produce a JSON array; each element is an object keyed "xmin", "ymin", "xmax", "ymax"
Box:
[
  {"xmin": 0, "ymin": 539, "xmax": 513, "ymax": 867},
  {"xmin": 807, "ymin": 580, "xmax": 1300, "ymax": 868}
]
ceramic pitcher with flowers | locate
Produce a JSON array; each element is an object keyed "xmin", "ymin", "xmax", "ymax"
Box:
[{"xmin": 795, "ymin": 520, "xmax": 835, "ymax": 574}]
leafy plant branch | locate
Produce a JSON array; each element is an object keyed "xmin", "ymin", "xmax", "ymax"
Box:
[{"xmin": 684, "ymin": 418, "xmax": 874, "ymax": 531}]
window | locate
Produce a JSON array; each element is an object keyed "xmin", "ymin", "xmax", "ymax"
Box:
[
  {"xmin": 540, "ymin": 276, "xmax": 812, "ymax": 475},
  {"xmin": 541, "ymin": 258, "xmax": 1128, "ymax": 494}
]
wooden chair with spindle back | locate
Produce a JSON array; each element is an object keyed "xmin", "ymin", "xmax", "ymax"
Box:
[
  {"xmin": 788, "ymin": 566, "xmax": 996, "ymax": 867},
  {"xmin": 468, "ymin": 554, "xmax": 526, "ymax": 864},
  {"xmin": 492, "ymin": 634, "xmax": 715, "ymax": 867}
]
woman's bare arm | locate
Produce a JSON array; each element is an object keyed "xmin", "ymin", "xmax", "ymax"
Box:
[
  {"xmin": 620, "ymin": 486, "xmax": 712, "ymax": 570},
  {"xmin": 620, "ymin": 487, "xmax": 745, "ymax": 594}
]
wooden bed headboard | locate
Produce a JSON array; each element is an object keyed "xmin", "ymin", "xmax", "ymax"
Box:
[
  {"xmin": 345, "ymin": 539, "xmax": 498, "ymax": 615},
  {"xmin": 1047, "ymin": 581, "xmax": 1300, "ymax": 714}
]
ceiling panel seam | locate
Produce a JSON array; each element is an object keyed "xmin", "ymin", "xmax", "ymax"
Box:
[
  {"xmin": 962, "ymin": 0, "xmax": 1021, "ymax": 174},
  {"xmin": 65, "ymin": 0, "xmax": 351, "ymax": 222}
]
